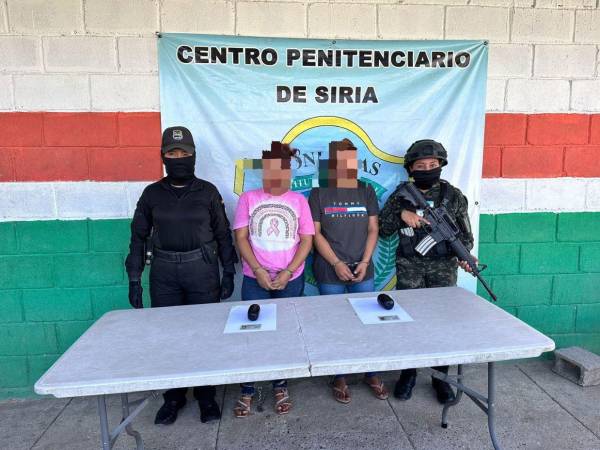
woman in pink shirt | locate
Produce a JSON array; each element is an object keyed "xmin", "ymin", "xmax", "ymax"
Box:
[{"xmin": 232, "ymin": 142, "xmax": 315, "ymax": 417}]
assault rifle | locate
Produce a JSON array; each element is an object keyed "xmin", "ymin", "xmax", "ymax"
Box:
[{"xmin": 397, "ymin": 183, "xmax": 497, "ymax": 302}]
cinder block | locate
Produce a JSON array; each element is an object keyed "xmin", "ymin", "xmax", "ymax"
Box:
[
  {"xmin": 502, "ymin": 146, "xmax": 563, "ymax": 178},
  {"xmin": 553, "ymin": 347, "xmax": 600, "ymax": 386},
  {"xmin": 56, "ymin": 321, "xmax": 94, "ymax": 352},
  {"xmin": 506, "ymin": 79, "xmax": 570, "ymax": 112},
  {"xmin": 572, "ymin": 81, "xmax": 600, "ymax": 112},
  {"xmin": 238, "ymin": 1, "xmax": 306, "ymax": 37},
  {"xmin": 471, "ymin": 0, "xmax": 532, "ymax": 6},
  {"xmin": 55, "ymin": 182, "xmax": 129, "ymax": 219},
  {"xmin": 587, "ymin": 180, "xmax": 600, "ymax": 210},
  {"xmin": 527, "ymin": 114, "xmax": 589, "ymax": 146},
  {"xmin": 478, "ymin": 214, "xmax": 495, "ymax": 243},
  {"xmin": 482, "ymin": 146, "xmax": 502, "ymax": 178},
  {"xmin": 491, "ymin": 275, "xmax": 553, "ymax": 306},
  {"xmin": 576, "ymin": 305, "xmax": 600, "ymax": 334},
  {"xmin": 0, "ymin": 36, "xmax": 41, "ymax": 72},
  {"xmin": 117, "ymin": 37, "xmax": 157, "ymax": 73},
  {"xmin": 43, "ymin": 112, "xmax": 117, "ymax": 147},
  {"xmin": 580, "ymin": 243, "xmax": 600, "ymax": 272},
  {"xmin": 28, "ymin": 354, "xmax": 59, "ymax": 385},
  {"xmin": 0, "ymin": 290, "xmax": 22, "ymax": 323},
  {"xmin": 378, "ymin": 5, "xmax": 444, "ymax": 40},
  {"xmin": 90, "ymin": 75, "xmax": 158, "ymax": 111},
  {"xmin": 526, "ymin": 178, "xmax": 587, "ymax": 212},
  {"xmin": 484, "ymin": 114, "xmax": 527, "ymax": 146},
  {"xmin": 14, "ymin": 75, "xmax": 89, "ymax": 111},
  {"xmin": 91, "ymin": 286, "xmax": 130, "ymax": 319},
  {"xmin": 534, "ymin": 45, "xmax": 596, "ymax": 78},
  {"xmin": 0, "ymin": 222, "xmax": 16, "ymax": 254},
  {"xmin": 520, "ymin": 243, "xmax": 579, "ymax": 274},
  {"xmin": 575, "ymin": 11, "xmax": 600, "ymax": 44},
  {"xmin": 127, "ymin": 183, "xmax": 150, "ymax": 216},
  {"xmin": 43, "ymin": 37, "xmax": 117, "ymax": 73},
  {"xmin": 89, "ymin": 147, "xmax": 162, "ymax": 181},
  {"xmin": 554, "ymin": 273, "xmax": 600, "ymax": 304},
  {"xmin": 537, "ymin": 0, "xmax": 595, "ymax": 8},
  {"xmin": 488, "ymin": 44, "xmax": 532, "ymax": 78},
  {"xmin": 485, "ymin": 79, "xmax": 505, "ymax": 112},
  {"xmin": 7, "ymin": 0, "xmax": 83, "ymax": 33},
  {"xmin": 161, "ymin": 0, "xmax": 234, "ymax": 34},
  {"xmin": 53, "ymin": 253, "xmax": 124, "ymax": 287},
  {"xmin": 308, "ymin": 3, "xmax": 375, "ymax": 39},
  {"xmin": 23, "ymin": 288, "xmax": 92, "ymax": 322},
  {"xmin": 0, "ymin": 148, "xmax": 14, "ymax": 182},
  {"xmin": 0, "ymin": 357, "xmax": 28, "ymax": 388},
  {"xmin": 591, "ymin": 116, "xmax": 600, "ymax": 144},
  {"xmin": 478, "ymin": 243, "xmax": 520, "ymax": 275},
  {"xmin": 0, "ymin": 112, "xmax": 43, "ymax": 146},
  {"xmin": 90, "ymin": 219, "xmax": 130, "ymax": 253},
  {"xmin": 117, "ymin": 112, "xmax": 161, "ymax": 147},
  {"xmin": 0, "ymin": 255, "xmax": 54, "ymax": 288},
  {"xmin": 0, "ymin": 183, "xmax": 56, "ymax": 221},
  {"xmin": 0, "ymin": 323, "xmax": 58, "ymax": 355},
  {"xmin": 511, "ymin": 8, "xmax": 574, "ymax": 43},
  {"xmin": 14, "ymin": 147, "xmax": 89, "ymax": 181},
  {"xmin": 16, "ymin": 220, "xmax": 88, "ymax": 253},
  {"xmin": 564, "ymin": 146, "xmax": 600, "ymax": 177},
  {"xmin": 0, "ymin": 2, "xmax": 7, "ymax": 33},
  {"xmin": 0, "ymin": 76, "xmax": 13, "ymax": 110},
  {"xmin": 446, "ymin": 7, "xmax": 509, "ymax": 42},
  {"xmin": 518, "ymin": 305, "xmax": 575, "ymax": 334},
  {"xmin": 84, "ymin": 0, "xmax": 158, "ymax": 34},
  {"xmin": 479, "ymin": 179, "xmax": 526, "ymax": 213},
  {"xmin": 496, "ymin": 213, "xmax": 557, "ymax": 243}
]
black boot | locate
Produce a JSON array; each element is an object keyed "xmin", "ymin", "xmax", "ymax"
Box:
[
  {"xmin": 432, "ymin": 377, "xmax": 456, "ymax": 404},
  {"xmin": 394, "ymin": 371, "xmax": 416, "ymax": 400},
  {"xmin": 199, "ymin": 399, "xmax": 221, "ymax": 423},
  {"xmin": 154, "ymin": 399, "xmax": 186, "ymax": 425}
]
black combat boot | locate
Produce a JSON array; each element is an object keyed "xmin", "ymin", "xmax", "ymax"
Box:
[
  {"xmin": 199, "ymin": 398, "xmax": 221, "ymax": 423},
  {"xmin": 432, "ymin": 377, "xmax": 456, "ymax": 404},
  {"xmin": 394, "ymin": 371, "xmax": 417, "ymax": 400},
  {"xmin": 154, "ymin": 399, "xmax": 186, "ymax": 425}
]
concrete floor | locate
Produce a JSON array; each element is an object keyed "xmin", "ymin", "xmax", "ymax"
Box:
[{"xmin": 2, "ymin": 360, "xmax": 599, "ymax": 450}]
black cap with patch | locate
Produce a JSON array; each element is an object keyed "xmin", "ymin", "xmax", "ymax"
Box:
[{"xmin": 161, "ymin": 126, "xmax": 195, "ymax": 155}]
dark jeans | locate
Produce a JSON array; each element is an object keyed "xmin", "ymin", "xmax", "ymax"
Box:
[
  {"xmin": 150, "ymin": 255, "xmax": 220, "ymax": 405},
  {"xmin": 239, "ymin": 274, "xmax": 304, "ymax": 396}
]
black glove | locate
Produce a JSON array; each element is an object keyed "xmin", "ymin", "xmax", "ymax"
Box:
[
  {"xmin": 220, "ymin": 273, "xmax": 235, "ymax": 300},
  {"xmin": 128, "ymin": 280, "xmax": 143, "ymax": 309}
]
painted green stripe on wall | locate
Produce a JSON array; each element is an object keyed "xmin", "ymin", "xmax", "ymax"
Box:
[{"xmin": 0, "ymin": 213, "xmax": 599, "ymax": 399}]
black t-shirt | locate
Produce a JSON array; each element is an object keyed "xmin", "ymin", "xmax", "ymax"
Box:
[{"xmin": 308, "ymin": 182, "xmax": 379, "ymax": 284}]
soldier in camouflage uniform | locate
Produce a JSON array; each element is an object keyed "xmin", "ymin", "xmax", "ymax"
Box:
[{"xmin": 379, "ymin": 139, "xmax": 474, "ymax": 405}]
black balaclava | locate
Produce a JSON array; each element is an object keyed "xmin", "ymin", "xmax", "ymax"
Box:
[
  {"xmin": 162, "ymin": 154, "xmax": 196, "ymax": 185},
  {"xmin": 410, "ymin": 166, "xmax": 442, "ymax": 190}
]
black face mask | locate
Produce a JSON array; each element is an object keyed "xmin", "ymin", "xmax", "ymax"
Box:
[
  {"xmin": 163, "ymin": 155, "xmax": 196, "ymax": 185},
  {"xmin": 410, "ymin": 166, "xmax": 442, "ymax": 190}
]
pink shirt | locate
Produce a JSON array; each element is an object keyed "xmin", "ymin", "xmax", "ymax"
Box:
[{"xmin": 233, "ymin": 189, "xmax": 315, "ymax": 280}]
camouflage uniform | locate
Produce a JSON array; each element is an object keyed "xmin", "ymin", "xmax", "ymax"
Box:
[{"xmin": 379, "ymin": 180, "xmax": 473, "ymax": 289}]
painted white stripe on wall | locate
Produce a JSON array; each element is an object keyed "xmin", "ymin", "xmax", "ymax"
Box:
[{"xmin": 1, "ymin": 179, "xmax": 599, "ymax": 222}]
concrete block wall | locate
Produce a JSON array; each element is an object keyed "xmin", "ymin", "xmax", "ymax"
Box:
[{"xmin": 0, "ymin": 0, "xmax": 599, "ymax": 398}]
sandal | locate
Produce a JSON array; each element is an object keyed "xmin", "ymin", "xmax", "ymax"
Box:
[
  {"xmin": 332, "ymin": 379, "xmax": 351, "ymax": 404},
  {"xmin": 273, "ymin": 387, "xmax": 292, "ymax": 415},
  {"xmin": 233, "ymin": 395, "xmax": 252, "ymax": 418},
  {"xmin": 364, "ymin": 376, "xmax": 389, "ymax": 400}
]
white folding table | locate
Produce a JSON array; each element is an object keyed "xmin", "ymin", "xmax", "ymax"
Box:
[{"xmin": 35, "ymin": 287, "xmax": 555, "ymax": 450}]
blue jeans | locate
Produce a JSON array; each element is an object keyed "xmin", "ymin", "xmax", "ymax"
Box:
[
  {"xmin": 318, "ymin": 278, "xmax": 377, "ymax": 380},
  {"xmin": 240, "ymin": 274, "xmax": 304, "ymax": 396}
]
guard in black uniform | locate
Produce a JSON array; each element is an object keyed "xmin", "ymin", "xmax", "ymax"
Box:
[{"xmin": 125, "ymin": 126, "xmax": 238, "ymax": 425}]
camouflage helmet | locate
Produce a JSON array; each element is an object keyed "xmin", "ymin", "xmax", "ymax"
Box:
[{"xmin": 403, "ymin": 139, "xmax": 448, "ymax": 170}]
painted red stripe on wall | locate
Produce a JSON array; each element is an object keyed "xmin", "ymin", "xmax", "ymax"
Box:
[{"xmin": 0, "ymin": 112, "xmax": 599, "ymax": 182}]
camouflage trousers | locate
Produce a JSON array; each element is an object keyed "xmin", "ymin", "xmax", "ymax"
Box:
[{"xmin": 395, "ymin": 256, "xmax": 458, "ymax": 290}]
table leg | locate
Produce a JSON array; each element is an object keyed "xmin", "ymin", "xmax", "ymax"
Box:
[
  {"xmin": 488, "ymin": 362, "xmax": 503, "ymax": 450},
  {"xmin": 121, "ymin": 393, "xmax": 145, "ymax": 450},
  {"xmin": 441, "ymin": 364, "xmax": 464, "ymax": 429},
  {"xmin": 97, "ymin": 396, "xmax": 111, "ymax": 450}
]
